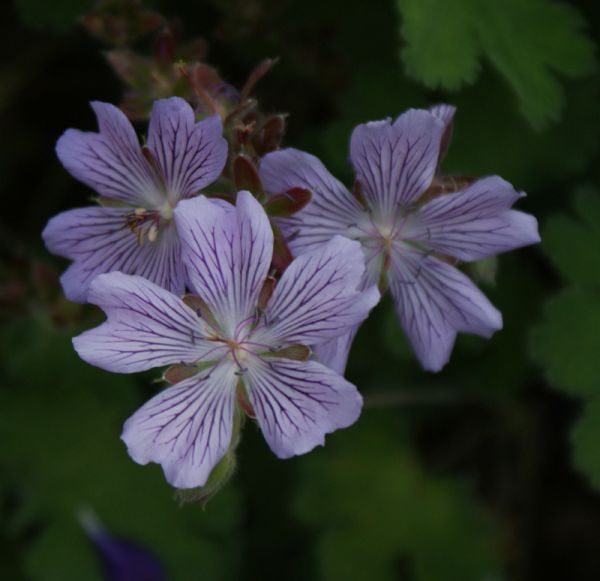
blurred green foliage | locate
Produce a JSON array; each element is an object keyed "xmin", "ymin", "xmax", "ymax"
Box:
[
  {"xmin": 530, "ymin": 188, "xmax": 600, "ymax": 493},
  {"xmin": 0, "ymin": 314, "xmax": 240, "ymax": 580},
  {"xmin": 531, "ymin": 286, "xmax": 600, "ymax": 397},
  {"xmin": 572, "ymin": 397, "xmax": 600, "ymax": 492},
  {"xmin": 294, "ymin": 414, "xmax": 501, "ymax": 581},
  {"xmin": 1, "ymin": 0, "xmax": 600, "ymax": 579}
]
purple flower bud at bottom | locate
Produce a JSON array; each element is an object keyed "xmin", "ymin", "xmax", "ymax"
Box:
[
  {"xmin": 79, "ymin": 510, "xmax": 166, "ymax": 581},
  {"xmin": 91, "ymin": 533, "xmax": 167, "ymax": 581}
]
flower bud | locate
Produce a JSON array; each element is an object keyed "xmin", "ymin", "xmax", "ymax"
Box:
[
  {"xmin": 79, "ymin": 509, "xmax": 166, "ymax": 581},
  {"xmin": 233, "ymin": 154, "xmax": 264, "ymax": 195}
]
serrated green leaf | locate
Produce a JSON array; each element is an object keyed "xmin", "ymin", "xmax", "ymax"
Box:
[
  {"xmin": 530, "ymin": 288, "xmax": 600, "ymax": 397},
  {"xmin": 399, "ymin": 0, "xmax": 481, "ymax": 90},
  {"xmin": 397, "ymin": 0, "xmax": 596, "ymax": 127},
  {"xmin": 572, "ymin": 397, "xmax": 600, "ymax": 491},
  {"xmin": 477, "ymin": 0, "xmax": 596, "ymax": 127},
  {"xmin": 442, "ymin": 73, "xmax": 600, "ymax": 190},
  {"xmin": 294, "ymin": 415, "xmax": 500, "ymax": 581}
]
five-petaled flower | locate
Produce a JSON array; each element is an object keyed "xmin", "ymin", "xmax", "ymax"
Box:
[
  {"xmin": 73, "ymin": 192, "xmax": 379, "ymax": 489},
  {"xmin": 43, "ymin": 97, "xmax": 227, "ymax": 302},
  {"xmin": 259, "ymin": 105, "xmax": 540, "ymax": 372}
]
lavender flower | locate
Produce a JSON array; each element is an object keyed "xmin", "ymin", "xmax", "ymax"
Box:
[
  {"xmin": 259, "ymin": 106, "xmax": 540, "ymax": 372},
  {"xmin": 73, "ymin": 192, "xmax": 379, "ymax": 488},
  {"xmin": 43, "ymin": 97, "xmax": 227, "ymax": 302}
]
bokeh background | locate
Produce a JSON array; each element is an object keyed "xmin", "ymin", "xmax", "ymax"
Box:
[{"xmin": 2, "ymin": 0, "xmax": 600, "ymax": 579}]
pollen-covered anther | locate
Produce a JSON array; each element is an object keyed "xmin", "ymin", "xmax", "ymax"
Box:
[{"xmin": 126, "ymin": 208, "xmax": 162, "ymax": 245}]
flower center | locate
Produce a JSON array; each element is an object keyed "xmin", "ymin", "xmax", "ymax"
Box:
[
  {"xmin": 223, "ymin": 338, "xmax": 255, "ymax": 373},
  {"xmin": 349, "ymin": 211, "xmax": 400, "ymax": 248},
  {"xmin": 126, "ymin": 202, "xmax": 174, "ymax": 245},
  {"xmin": 375, "ymin": 223, "xmax": 396, "ymax": 247}
]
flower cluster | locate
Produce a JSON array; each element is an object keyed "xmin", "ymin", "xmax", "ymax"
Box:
[{"xmin": 44, "ymin": 96, "xmax": 539, "ymax": 491}]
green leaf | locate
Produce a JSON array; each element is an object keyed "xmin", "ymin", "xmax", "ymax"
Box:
[
  {"xmin": 397, "ymin": 0, "xmax": 596, "ymax": 127},
  {"xmin": 540, "ymin": 187, "xmax": 600, "ymax": 288},
  {"xmin": 399, "ymin": 0, "xmax": 480, "ymax": 91},
  {"xmin": 530, "ymin": 288, "xmax": 600, "ymax": 397},
  {"xmin": 572, "ymin": 397, "xmax": 600, "ymax": 491},
  {"xmin": 441, "ymin": 73, "xmax": 600, "ymax": 191},
  {"xmin": 294, "ymin": 415, "xmax": 500, "ymax": 581}
]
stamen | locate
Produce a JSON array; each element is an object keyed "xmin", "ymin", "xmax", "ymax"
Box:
[
  {"xmin": 126, "ymin": 208, "xmax": 162, "ymax": 246},
  {"xmin": 239, "ymin": 340, "xmax": 274, "ymax": 351},
  {"xmin": 233, "ymin": 315, "xmax": 256, "ymax": 340},
  {"xmin": 231, "ymin": 350, "xmax": 247, "ymax": 374},
  {"xmin": 195, "ymin": 343, "xmax": 229, "ymax": 362},
  {"xmin": 147, "ymin": 224, "xmax": 159, "ymax": 242}
]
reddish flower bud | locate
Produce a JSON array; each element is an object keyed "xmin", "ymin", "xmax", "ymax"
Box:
[{"xmin": 233, "ymin": 154, "xmax": 263, "ymax": 195}]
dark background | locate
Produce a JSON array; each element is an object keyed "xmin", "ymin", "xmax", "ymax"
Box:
[{"xmin": 2, "ymin": 0, "xmax": 600, "ymax": 579}]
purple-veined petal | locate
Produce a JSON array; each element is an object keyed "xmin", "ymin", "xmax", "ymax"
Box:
[
  {"xmin": 174, "ymin": 191, "xmax": 273, "ymax": 336},
  {"xmin": 42, "ymin": 206, "xmax": 184, "ymax": 302},
  {"xmin": 312, "ymin": 243, "xmax": 383, "ymax": 372},
  {"xmin": 56, "ymin": 102, "xmax": 160, "ymax": 207},
  {"xmin": 73, "ymin": 272, "xmax": 221, "ymax": 373},
  {"xmin": 312, "ymin": 327, "xmax": 358, "ymax": 375},
  {"xmin": 387, "ymin": 243, "xmax": 502, "ymax": 372},
  {"xmin": 405, "ymin": 176, "xmax": 541, "ymax": 261},
  {"xmin": 121, "ymin": 362, "xmax": 237, "ymax": 489},
  {"xmin": 259, "ymin": 236, "xmax": 380, "ymax": 345},
  {"xmin": 429, "ymin": 103, "xmax": 456, "ymax": 161},
  {"xmin": 360, "ymin": 238, "xmax": 387, "ymax": 290},
  {"xmin": 313, "ymin": 241, "xmax": 386, "ymax": 374},
  {"xmin": 349, "ymin": 110, "xmax": 444, "ymax": 214},
  {"xmin": 147, "ymin": 98, "xmax": 227, "ymax": 202},
  {"xmin": 429, "ymin": 104, "xmax": 456, "ymax": 130},
  {"xmin": 243, "ymin": 357, "xmax": 362, "ymax": 458},
  {"xmin": 259, "ymin": 148, "xmax": 364, "ymax": 255}
]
